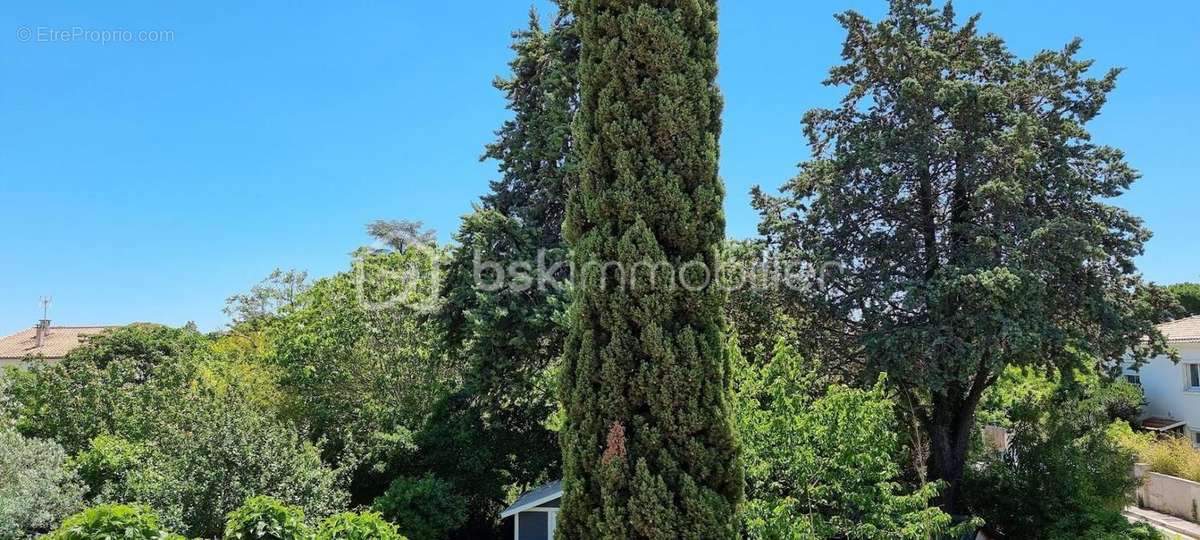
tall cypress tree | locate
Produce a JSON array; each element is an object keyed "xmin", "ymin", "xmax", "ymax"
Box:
[{"xmin": 559, "ymin": 1, "xmax": 741, "ymax": 537}]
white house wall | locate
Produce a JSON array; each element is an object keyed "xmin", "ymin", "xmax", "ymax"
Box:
[{"xmin": 1132, "ymin": 343, "xmax": 1200, "ymax": 441}]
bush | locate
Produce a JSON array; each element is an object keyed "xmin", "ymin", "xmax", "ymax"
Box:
[
  {"xmin": 6, "ymin": 324, "xmax": 347, "ymax": 538},
  {"xmin": 128, "ymin": 390, "xmax": 347, "ymax": 537},
  {"xmin": 978, "ymin": 367, "xmax": 1145, "ymax": 428},
  {"xmin": 223, "ymin": 496, "xmax": 308, "ymax": 540},
  {"xmin": 0, "ymin": 428, "xmax": 85, "ymax": 539},
  {"xmin": 1111, "ymin": 421, "xmax": 1200, "ymax": 482},
  {"xmin": 70, "ymin": 435, "xmax": 146, "ymax": 500},
  {"xmin": 315, "ymin": 512, "xmax": 406, "ymax": 540},
  {"xmin": 964, "ymin": 391, "xmax": 1145, "ymax": 539},
  {"xmin": 0, "ymin": 369, "xmax": 17, "ymax": 430},
  {"xmin": 372, "ymin": 475, "xmax": 465, "ymax": 540},
  {"xmin": 42, "ymin": 504, "xmax": 176, "ymax": 540},
  {"xmin": 269, "ymin": 249, "xmax": 454, "ymax": 504}
]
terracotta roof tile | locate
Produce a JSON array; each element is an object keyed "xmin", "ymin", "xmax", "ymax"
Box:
[
  {"xmin": 0, "ymin": 325, "xmax": 117, "ymax": 360},
  {"xmin": 1158, "ymin": 315, "xmax": 1200, "ymax": 344}
]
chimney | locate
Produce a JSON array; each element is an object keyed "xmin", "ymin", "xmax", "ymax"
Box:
[{"xmin": 35, "ymin": 319, "xmax": 50, "ymax": 348}]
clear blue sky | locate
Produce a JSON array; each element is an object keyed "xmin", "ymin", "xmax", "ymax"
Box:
[{"xmin": 2, "ymin": 1, "xmax": 1197, "ymax": 333}]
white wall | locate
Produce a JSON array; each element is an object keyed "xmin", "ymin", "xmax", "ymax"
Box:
[
  {"xmin": 1134, "ymin": 463, "xmax": 1200, "ymax": 523},
  {"xmin": 1131, "ymin": 343, "xmax": 1200, "ymax": 442}
]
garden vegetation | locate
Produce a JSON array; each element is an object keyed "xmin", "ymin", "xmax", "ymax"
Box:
[{"xmin": 0, "ymin": 0, "xmax": 1188, "ymax": 539}]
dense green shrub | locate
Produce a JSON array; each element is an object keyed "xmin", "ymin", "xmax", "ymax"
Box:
[
  {"xmin": 125, "ymin": 390, "xmax": 346, "ymax": 537},
  {"xmin": 965, "ymin": 390, "xmax": 1145, "ymax": 539},
  {"xmin": 0, "ymin": 369, "xmax": 16, "ymax": 430},
  {"xmin": 978, "ymin": 367, "xmax": 1146, "ymax": 428},
  {"xmin": 269, "ymin": 249, "xmax": 455, "ymax": 504},
  {"xmin": 1068, "ymin": 509, "xmax": 1163, "ymax": 540},
  {"xmin": 1093, "ymin": 378, "xmax": 1146, "ymax": 425},
  {"xmin": 0, "ymin": 428, "xmax": 85, "ymax": 539},
  {"xmin": 315, "ymin": 512, "xmax": 406, "ymax": 540},
  {"xmin": 7, "ymin": 324, "xmax": 346, "ymax": 538},
  {"xmin": 223, "ymin": 496, "xmax": 308, "ymax": 540},
  {"xmin": 42, "ymin": 504, "xmax": 176, "ymax": 540},
  {"xmin": 372, "ymin": 475, "xmax": 465, "ymax": 540},
  {"xmin": 70, "ymin": 435, "xmax": 146, "ymax": 501}
]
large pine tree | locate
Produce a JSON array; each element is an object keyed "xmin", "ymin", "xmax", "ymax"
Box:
[
  {"xmin": 752, "ymin": 0, "xmax": 1175, "ymax": 515},
  {"xmin": 558, "ymin": 0, "xmax": 741, "ymax": 537},
  {"xmin": 418, "ymin": 5, "xmax": 579, "ymax": 537}
]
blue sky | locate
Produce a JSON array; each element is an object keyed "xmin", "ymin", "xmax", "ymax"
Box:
[{"xmin": 1, "ymin": 1, "xmax": 1197, "ymax": 333}]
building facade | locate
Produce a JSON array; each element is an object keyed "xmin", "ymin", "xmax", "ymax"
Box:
[{"xmin": 1127, "ymin": 316, "xmax": 1200, "ymax": 444}]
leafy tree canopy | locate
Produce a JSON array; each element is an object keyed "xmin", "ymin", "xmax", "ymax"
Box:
[
  {"xmin": 268, "ymin": 246, "xmax": 456, "ymax": 504},
  {"xmin": 1167, "ymin": 282, "xmax": 1200, "ymax": 318},
  {"xmin": 734, "ymin": 339, "xmax": 968, "ymax": 539}
]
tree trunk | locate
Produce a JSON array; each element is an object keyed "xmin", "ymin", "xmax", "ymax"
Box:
[{"xmin": 927, "ymin": 396, "xmax": 979, "ymax": 517}]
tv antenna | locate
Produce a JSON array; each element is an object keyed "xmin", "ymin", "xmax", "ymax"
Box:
[{"xmin": 39, "ymin": 296, "xmax": 52, "ymax": 320}]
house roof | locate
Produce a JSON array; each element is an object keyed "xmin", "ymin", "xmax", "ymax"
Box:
[
  {"xmin": 1159, "ymin": 315, "xmax": 1200, "ymax": 344},
  {"xmin": 0, "ymin": 325, "xmax": 117, "ymax": 360},
  {"xmin": 500, "ymin": 480, "xmax": 561, "ymax": 519}
]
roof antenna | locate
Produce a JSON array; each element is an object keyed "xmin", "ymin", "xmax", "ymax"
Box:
[{"xmin": 36, "ymin": 296, "xmax": 52, "ymax": 348}]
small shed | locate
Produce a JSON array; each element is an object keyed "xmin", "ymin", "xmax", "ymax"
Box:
[{"xmin": 500, "ymin": 480, "xmax": 561, "ymax": 540}]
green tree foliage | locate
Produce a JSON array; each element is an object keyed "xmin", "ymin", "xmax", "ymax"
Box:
[
  {"xmin": 0, "ymin": 428, "xmax": 86, "ymax": 539},
  {"xmin": 735, "ymin": 341, "xmax": 963, "ymax": 539},
  {"xmin": 70, "ymin": 435, "xmax": 146, "ymax": 501},
  {"xmin": 8, "ymin": 325, "xmax": 346, "ymax": 538},
  {"xmin": 0, "ymin": 371, "xmax": 15, "ymax": 430},
  {"xmin": 964, "ymin": 386, "xmax": 1156, "ymax": 539},
  {"xmin": 752, "ymin": 0, "xmax": 1175, "ymax": 512},
  {"xmin": 269, "ymin": 246, "xmax": 456, "ymax": 503},
  {"xmin": 224, "ymin": 269, "xmax": 310, "ymax": 327},
  {"xmin": 480, "ymin": 3, "xmax": 579, "ymax": 246},
  {"xmin": 1168, "ymin": 282, "xmax": 1200, "ymax": 318},
  {"xmin": 365, "ymin": 220, "xmax": 438, "ymax": 253},
  {"xmin": 978, "ymin": 367, "xmax": 1145, "ymax": 429},
  {"xmin": 223, "ymin": 496, "xmax": 308, "ymax": 540},
  {"xmin": 720, "ymin": 240, "xmax": 783, "ymax": 364},
  {"xmin": 9, "ymin": 324, "xmax": 206, "ymax": 454},
  {"xmin": 420, "ymin": 210, "xmax": 564, "ymax": 535},
  {"xmin": 315, "ymin": 511, "xmax": 406, "ymax": 540},
  {"xmin": 558, "ymin": 0, "xmax": 741, "ymax": 536},
  {"xmin": 42, "ymin": 504, "xmax": 177, "ymax": 540},
  {"xmin": 126, "ymin": 390, "xmax": 346, "ymax": 537},
  {"xmin": 372, "ymin": 475, "xmax": 465, "ymax": 540}
]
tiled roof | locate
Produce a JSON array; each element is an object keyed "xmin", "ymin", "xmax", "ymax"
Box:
[
  {"xmin": 1158, "ymin": 315, "xmax": 1200, "ymax": 344},
  {"xmin": 0, "ymin": 325, "xmax": 117, "ymax": 360}
]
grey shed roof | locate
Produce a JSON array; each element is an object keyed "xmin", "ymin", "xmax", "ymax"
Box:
[{"xmin": 500, "ymin": 480, "xmax": 562, "ymax": 518}]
